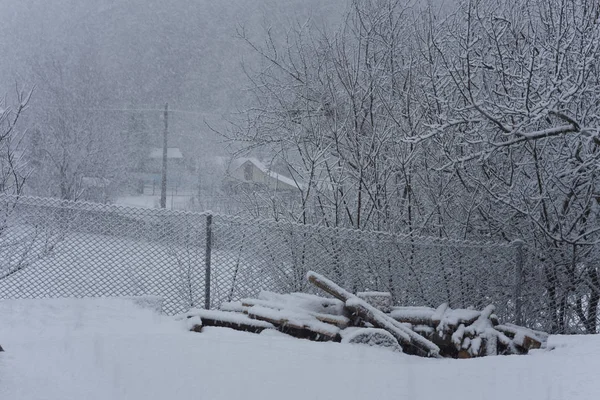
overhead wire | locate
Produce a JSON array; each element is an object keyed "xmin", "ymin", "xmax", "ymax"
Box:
[{"xmin": 34, "ymin": 105, "xmax": 226, "ymax": 118}]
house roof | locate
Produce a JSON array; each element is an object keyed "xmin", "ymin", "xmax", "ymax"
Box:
[
  {"xmin": 149, "ymin": 147, "xmax": 183, "ymax": 159},
  {"xmin": 227, "ymin": 157, "xmax": 305, "ymax": 190}
]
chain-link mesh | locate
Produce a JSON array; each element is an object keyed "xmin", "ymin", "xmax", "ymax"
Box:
[
  {"xmin": 1, "ymin": 194, "xmax": 597, "ymax": 333},
  {"xmin": 0, "ymin": 195, "xmax": 207, "ymax": 315},
  {"xmin": 515, "ymin": 246, "xmax": 600, "ymax": 334},
  {"xmin": 209, "ymin": 214, "xmax": 517, "ymax": 321}
]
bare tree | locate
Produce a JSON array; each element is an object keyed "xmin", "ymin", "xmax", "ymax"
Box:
[
  {"xmin": 234, "ymin": 0, "xmax": 600, "ymax": 332},
  {"xmin": 0, "ymin": 86, "xmax": 62, "ymax": 284},
  {"xmin": 0, "ymin": 86, "xmax": 33, "ymax": 196},
  {"xmin": 234, "ymin": 0, "xmax": 428, "ymax": 232},
  {"xmin": 421, "ymin": 0, "xmax": 600, "ymax": 332},
  {"xmin": 26, "ymin": 49, "xmax": 129, "ymax": 202}
]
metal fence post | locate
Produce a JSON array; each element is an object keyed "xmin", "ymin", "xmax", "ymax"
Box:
[
  {"xmin": 513, "ymin": 239, "xmax": 525, "ymax": 325},
  {"xmin": 204, "ymin": 214, "xmax": 213, "ymax": 309}
]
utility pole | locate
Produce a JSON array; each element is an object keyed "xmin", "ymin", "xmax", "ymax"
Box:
[{"xmin": 160, "ymin": 103, "xmax": 168, "ymax": 208}]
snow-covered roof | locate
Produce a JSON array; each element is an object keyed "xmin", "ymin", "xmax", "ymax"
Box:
[
  {"xmin": 149, "ymin": 147, "xmax": 183, "ymax": 159},
  {"xmin": 232, "ymin": 157, "xmax": 305, "ymax": 190}
]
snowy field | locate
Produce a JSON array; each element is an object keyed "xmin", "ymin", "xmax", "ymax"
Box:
[
  {"xmin": 0, "ymin": 297, "xmax": 599, "ymax": 400},
  {"xmin": 116, "ymin": 194, "xmax": 194, "ymax": 211},
  {"xmin": 0, "ymin": 227, "xmax": 272, "ymax": 314}
]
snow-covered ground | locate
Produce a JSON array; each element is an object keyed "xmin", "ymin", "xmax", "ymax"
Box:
[
  {"xmin": 0, "ymin": 228, "xmax": 273, "ymax": 314},
  {"xmin": 1, "ymin": 297, "xmax": 599, "ymax": 400},
  {"xmin": 115, "ymin": 193, "xmax": 195, "ymax": 210}
]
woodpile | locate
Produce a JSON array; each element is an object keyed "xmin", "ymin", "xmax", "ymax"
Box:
[{"xmin": 178, "ymin": 271, "xmax": 548, "ymax": 358}]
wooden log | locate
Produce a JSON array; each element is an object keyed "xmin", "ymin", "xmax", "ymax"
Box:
[
  {"xmin": 503, "ymin": 323, "xmax": 550, "ymax": 342},
  {"xmin": 434, "ymin": 306, "xmax": 481, "ymax": 332},
  {"xmin": 199, "ymin": 317, "xmax": 272, "ymax": 334},
  {"xmin": 494, "ymin": 325, "xmax": 543, "ymax": 351},
  {"xmin": 479, "ymin": 305, "xmax": 495, "ymax": 320},
  {"xmin": 288, "ymin": 292, "xmax": 347, "ymax": 315},
  {"xmin": 312, "ymin": 313, "xmax": 350, "ymax": 329},
  {"xmin": 469, "ymin": 336, "xmax": 483, "ymax": 357},
  {"xmin": 457, "ymin": 349, "xmax": 472, "ymax": 359},
  {"xmin": 461, "ymin": 337, "xmax": 472, "ymax": 351},
  {"xmin": 179, "ymin": 309, "xmax": 275, "ymax": 334},
  {"xmin": 451, "ymin": 324, "xmax": 467, "ymax": 348},
  {"xmin": 307, "ymin": 271, "xmax": 441, "ymax": 358},
  {"xmin": 390, "ymin": 302, "xmax": 541, "ymax": 359},
  {"xmin": 428, "ymin": 332, "xmax": 457, "ymax": 358},
  {"xmin": 412, "ymin": 325, "xmax": 435, "ymax": 336},
  {"xmin": 247, "ymin": 305, "xmax": 341, "ymax": 342},
  {"xmin": 220, "ymin": 301, "xmax": 249, "ymax": 313},
  {"xmin": 258, "ymin": 291, "xmax": 346, "ymax": 316},
  {"xmin": 452, "ymin": 310, "xmax": 481, "ymax": 328},
  {"xmin": 239, "ymin": 297, "xmax": 350, "ymax": 329},
  {"xmin": 346, "ymin": 298, "xmax": 441, "ymax": 358},
  {"xmin": 345, "ymin": 300, "xmax": 409, "ymax": 341},
  {"xmin": 241, "ymin": 298, "xmax": 284, "ymax": 310},
  {"xmin": 518, "ymin": 335, "xmax": 543, "ymax": 351},
  {"xmin": 389, "ymin": 307, "xmax": 436, "ymax": 326},
  {"xmin": 341, "ymin": 328, "xmax": 402, "ymax": 352},
  {"xmin": 357, "ymin": 291, "xmax": 392, "ymax": 313},
  {"xmin": 495, "ymin": 330, "xmax": 520, "ymax": 355},
  {"xmin": 410, "ymin": 324, "xmax": 459, "ymax": 356},
  {"xmin": 307, "ymin": 271, "xmax": 354, "ymax": 301},
  {"xmin": 483, "ymin": 333, "xmax": 498, "ymax": 356},
  {"xmin": 185, "ymin": 316, "xmax": 203, "ymax": 332},
  {"xmin": 431, "ymin": 303, "xmax": 449, "ymax": 326},
  {"xmin": 490, "ymin": 314, "xmax": 500, "ymax": 326}
]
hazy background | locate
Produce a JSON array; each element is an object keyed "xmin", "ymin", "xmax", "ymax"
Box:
[
  {"xmin": 0, "ymin": 0, "xmax": 343, "ymax": 161},
  {"xmin": 0, "ymin": 0, "xmax": 345, "ymax": 207}
]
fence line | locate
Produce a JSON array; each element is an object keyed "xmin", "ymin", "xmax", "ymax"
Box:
[{"xmin": 0, "ymin": 194, "xmax": 596, "ymax": 333}]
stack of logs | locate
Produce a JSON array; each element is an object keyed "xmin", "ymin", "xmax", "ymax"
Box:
[{"xmin": 179, "ymin": 271, "xmax": 548, "ymax": 358}]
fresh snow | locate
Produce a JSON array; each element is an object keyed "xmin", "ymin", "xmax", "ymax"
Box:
[
  {"xmin": 115, "ymin": 194, "xmax": 193, "ymax": 210},
  {"xmin": 340, "ymin": 327, "xmax": 402, "ymax": 352},
  {"xmin": 390, "ymin": 306, "xmax": 436, "ymax": 322},
  {"xmin": 176, "ymin": 307, "xmax": 275, "ymax": 329},
  {"xmin": 1, "ymin": 297, "xmax": 600, "ymax": 400},
  {"xmin": 258, "ymin": 290, "xmax": 345, "ymax": 314},
  {"xmin": 247, "ymin": 305, "xmax": 340, "ymax": 337}
]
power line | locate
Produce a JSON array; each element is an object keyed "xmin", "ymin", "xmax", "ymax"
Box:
[
  {"xmin": 33, "ymin": 104, "xmax": 230, "ymax": 139},
  {"xmin": 34, "ymin": 105, "xmax": 226, "ymax": 118}
]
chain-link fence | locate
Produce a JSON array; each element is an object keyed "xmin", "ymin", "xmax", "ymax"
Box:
[
  {"xmin": 0, "ymin": 195, "xmax": 207, "ymax": 315},
  {"xmin": 208, "ymin": 213, "xmax": 519, "ymax": 319},
  {"xmin": 0, "ymin": 194, "xmax": 597, "ymax": 334}
]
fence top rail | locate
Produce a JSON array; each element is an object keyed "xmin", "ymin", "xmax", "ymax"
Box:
[{"xmin": 0, "ymin": 194, "xmax": 516, "ymax": 248}]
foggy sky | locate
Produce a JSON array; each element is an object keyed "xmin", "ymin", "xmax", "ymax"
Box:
[{"xmin": 0, "ymin": 0, "xmax": 344, "ymax": 150}]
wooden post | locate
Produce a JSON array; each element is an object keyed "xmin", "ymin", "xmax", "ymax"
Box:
[
  {"xmin": 160, "ymin": 103, "xmax": 168, "ymax": 208},
  {"xmin": 204, "ymin": 214, "xmax": 213, "ymax": 309}
]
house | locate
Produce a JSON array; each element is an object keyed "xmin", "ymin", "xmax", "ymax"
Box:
[
  {"xmin": 224, "ymin": 157, "xmax": 304, "ymax": 192},
  {"xmin": 192, "ymin": 156, "xmax": 306, "ymax": 214}
]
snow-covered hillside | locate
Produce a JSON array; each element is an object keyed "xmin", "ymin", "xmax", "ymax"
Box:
[{"xmin": 0, "ymin": 297, "xmax": 598, "ymax": 400}]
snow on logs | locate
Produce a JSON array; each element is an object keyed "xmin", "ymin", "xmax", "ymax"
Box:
[
  {"xmin": 307, "ymin": 271, "xmax": 440, "ymax": 358},
  {"xmin": 180, "ymin": 271, "xmax": 548, "ymax": 359},
  {"xmin": 176, "ymin": 308, "xmax": 275, "ymax": 334}
]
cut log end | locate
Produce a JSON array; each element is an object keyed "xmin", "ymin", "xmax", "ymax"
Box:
[{"xmin": 341, "ymin": 328, "xmax": 403, "ymax": 352}]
